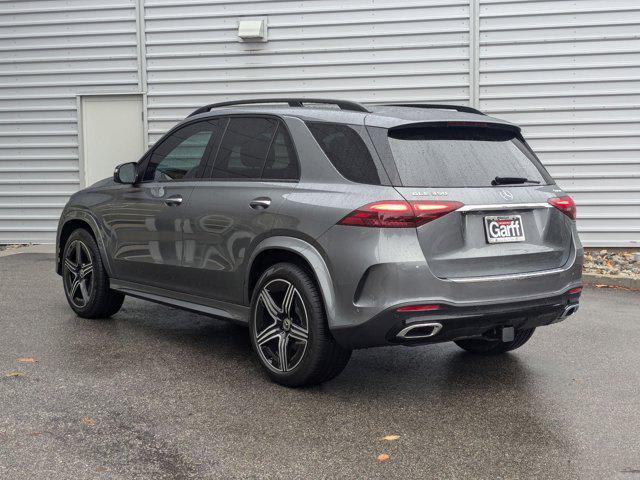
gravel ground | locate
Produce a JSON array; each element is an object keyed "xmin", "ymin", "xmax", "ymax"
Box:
[{"xmin": 583, "ymin": 249, "xmax": 639, "ymax": 279}]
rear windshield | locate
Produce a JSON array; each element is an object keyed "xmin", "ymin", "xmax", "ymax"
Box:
[{"xmin": 387, "ymin": 126, "xmax": 551, "ymax": 187}]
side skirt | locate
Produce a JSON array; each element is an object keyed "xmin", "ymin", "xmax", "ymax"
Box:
[{"xmin": 110, "ymin": 279, "xmax": 250, "ymax": 325}]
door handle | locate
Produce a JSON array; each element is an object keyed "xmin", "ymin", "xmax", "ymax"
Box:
[
  {"xmin": 249, "ymin": 197, "xmax": 271, "ymax": 210},
  {"xmin": 165, "ymin": 195, "xmax": 183, "ymax": 206}
]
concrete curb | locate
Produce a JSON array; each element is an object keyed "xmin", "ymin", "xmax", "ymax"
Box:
[{"xmin": 582, "ymin": 273, "xmax": 640, "ymax": 291}]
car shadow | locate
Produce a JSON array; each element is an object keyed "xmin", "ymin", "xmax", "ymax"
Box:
[
  {"xmin": 67, "ymin": 296, "xmax": 551, "ymax": 400},
  {"xmin": 54, "ymin": 297, "xmax": 579, "ymax": 477}
]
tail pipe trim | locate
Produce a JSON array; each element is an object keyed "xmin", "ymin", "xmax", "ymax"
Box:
[
  {"xmin": 396, "ymin": 322, "xmax": 443, "ymax": 340},
  {"xmin": 560, "ymin": 304, "xmax": 579, "ymax": 320}
]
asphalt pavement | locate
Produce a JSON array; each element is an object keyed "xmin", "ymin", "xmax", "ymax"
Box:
[{"xmin": 1, "ymin": 252, "xmax": 639, "ymax": 479}]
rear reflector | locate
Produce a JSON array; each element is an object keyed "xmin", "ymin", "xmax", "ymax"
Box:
[
  {"xmin": 338, "ymin": 200, "xmax": 463, "ymax": 228},
  {"xmin": 548, "ymin": 195, "xmax": 577, "ymax": 220},
  {"xmin": 396, "ymin": 304, "xmax": 441, "ymax": 312},
  {"xmin": 568, "ymin": 287, "xmax": 582, "ymax": 294}
]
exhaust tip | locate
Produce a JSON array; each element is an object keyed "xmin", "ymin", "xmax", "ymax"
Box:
[
  {"xmin": 560, "ymin": 304, "xmax": 579, "ymax": 319},
  {"xmin": 397, "ymin": 322, "xmax": 443, "ymax": 340}
]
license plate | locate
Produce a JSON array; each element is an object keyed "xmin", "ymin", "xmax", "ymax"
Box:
[{"xmin": 484, "ymin": 215, "xmax": 525, "ymax": 244}]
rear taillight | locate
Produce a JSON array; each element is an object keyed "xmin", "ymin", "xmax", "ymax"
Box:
[
  {"xmin": 338, "ymin": 200, "xmax": 463, "ymax": 228},
  {"xmin": 548, "ymin": 195, "xmax": 577, "ymax": 220}
]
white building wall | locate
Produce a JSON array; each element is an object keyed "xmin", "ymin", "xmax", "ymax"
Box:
[
  {"xmin": 478, "ymin": 0, "xmax": 640, "ymax": 247},
  {"xmin": 0, "ymin": 0, "xmax": 140, "ymax": 243},
  {"xmin": 0, "ymin": 0, "xmax": 638, "ymax": 246},
  {"xmin": 143, "ymin": 0, "xmax": 472, "ymax": 144}
]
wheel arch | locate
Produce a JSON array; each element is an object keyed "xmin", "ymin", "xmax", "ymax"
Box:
[
  {"xmin": 245, "ymin": 236, "xmax": 337, "ymax": 326},
  {"xmin": 56, "ymin": 210, "xmax": 112, "ymax": 277}
]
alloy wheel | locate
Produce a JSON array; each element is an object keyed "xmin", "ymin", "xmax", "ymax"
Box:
[
  {"xmin": 254, "ymin": 279, "xmax": 309, "ymax": 373},
  {"xmin": 63, "ymin": 240, "xmax": 94, "ymax": 308}
]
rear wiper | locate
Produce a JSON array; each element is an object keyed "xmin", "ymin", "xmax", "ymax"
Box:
[{"xmin": 491, "ymin": 176, "xmax": 541, "ymax": 186}]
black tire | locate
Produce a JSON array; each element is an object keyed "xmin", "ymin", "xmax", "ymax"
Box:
[
  {"xmin": 455, "ymin": 328, "xmax": 536, "ymax": 355},
  {"xmin": 61, "ymin": 228, "xmax": 124, "ymax": 319},
  {"xmin": 249, "ymin": 262, "xmax": 351, "ymax": 387}
]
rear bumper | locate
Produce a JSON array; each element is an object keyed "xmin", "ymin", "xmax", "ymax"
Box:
[
  {"xmin": 331, "ymin": 288, "xmax": 582, "ymax": 349},
  {"xmin": 317, "ymin": 219, "xmax": 583, "ymax": 338}
]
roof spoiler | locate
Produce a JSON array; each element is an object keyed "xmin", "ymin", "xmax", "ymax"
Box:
[{"xmin": 389, "ymin": 120, "xmax": 521, "ymax": 133}]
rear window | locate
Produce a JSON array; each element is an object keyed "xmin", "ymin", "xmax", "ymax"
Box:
[
  {"xmin": 307, "ymin": 122, "xmax": 381, "ymax": 185},
  {"xmin": 387, "ymin": 126, "xmax": 551, "ymax": 187}
]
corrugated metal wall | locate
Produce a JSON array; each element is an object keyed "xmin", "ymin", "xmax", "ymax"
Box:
[
  {"xmin": 1, "ymin": 0, "xmax": 638, "ymax": 246},
  {"xmin": 143, "ymin": 0, "xmax": 472, "ymax": 145},
  {"xmin": 478, "ymin": 0, "xmax": 640, "ymax": 247},
  {"xmin": 0, "ymin": 0, "xmax": 140, "ymax": 243}
]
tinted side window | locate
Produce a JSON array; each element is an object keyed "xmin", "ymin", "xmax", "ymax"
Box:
[
  {"xmin": 306, "ymin": 122, "xmax": 380, "ymax": 185},
  {"xmin": 262, "ymin": 123, "xmax": 299, "ymax": 180},
  {"xmin": 144, "ymin": 120, "xmax": 217, "ymax": 182},
  {"xmin": 211, "ymin": 117, "xmax": 277, "ymax": 180}
]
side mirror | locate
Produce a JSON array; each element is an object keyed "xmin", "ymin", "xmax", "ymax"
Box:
[{"xmin": 114, "ymin": 162, "xmax": 138, "ymax": 184}]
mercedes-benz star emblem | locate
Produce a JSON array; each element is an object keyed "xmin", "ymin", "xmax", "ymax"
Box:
[{"xmin": 499, "ymin": 190, "xmax": 514, "ymax": 201}]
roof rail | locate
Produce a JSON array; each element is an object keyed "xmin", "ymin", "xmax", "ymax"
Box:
[
  {"xmin": 188, "ymin": 98, "xmax": 370, "ymax": 117},
  {"xmin": 382, "ymin": 104, "xmax": 485, "ymax": 116}
]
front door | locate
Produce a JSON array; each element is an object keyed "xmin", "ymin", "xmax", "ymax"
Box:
[
  {"xmin": 181, "ymin": 116, "xmax": 300, "ymax": 303},
  {"xmin": 108, "ymin": 119, "xmax": 221, "ymax": 290}
]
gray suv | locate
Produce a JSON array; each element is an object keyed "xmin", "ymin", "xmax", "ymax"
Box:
[{"xmin": 56, "ymin": 98, "xmax": 583, "ymax": 386}]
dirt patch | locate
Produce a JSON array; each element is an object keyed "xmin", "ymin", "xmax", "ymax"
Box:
[{"xmin": 0, "ymin": 244, "xmax": 29, "ymax": 252}]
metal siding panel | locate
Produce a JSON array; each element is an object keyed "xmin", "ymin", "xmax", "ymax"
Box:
[
  {"xmin": 479, "ymin": 0, "xmax": 640, "ymax": 247},
  {"xmin": 143, "ymin": 0, "xmax": 472, "ymax": 143},
  {"xmin": 0, "ymin": 0, "xmax": 139, "ymax": 243},
  {"xmin": 2, "ymin": 0, "xmax": 638, "ymax": 247}
]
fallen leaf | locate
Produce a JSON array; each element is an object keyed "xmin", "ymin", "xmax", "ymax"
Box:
[
  {"xmin": 5, "ymin": 371, "xmax": 24, "ymax": 378},
  {"xmin": 377, "ymin": 454, "xmax": 390, "ymax": 462},
  {"xmin": 381, "ymin": 434, "xmax": 400, "ymax": 442},
  {"xmin": 17, "ymin": 357, "xmax": 37, "ymax": 363},
  {"xmin": 81, "ymin": 417, "xmax": 96, "ymax": 426},
  {"xmin": 96, "ymin": 467, "xmax": 108, "ymax": 473},
  {"xmin": 29, "ymin": 432, "xmax": 42, "ymax": 437}
]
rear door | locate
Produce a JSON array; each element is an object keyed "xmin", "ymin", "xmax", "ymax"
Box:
[
  {"xmin": 180, "ymin": 115, "xmax": 300, "ymax": 303},
  {"xmin": 371, "ymin": 123, "xmax": 573, "ymax": 279}
]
